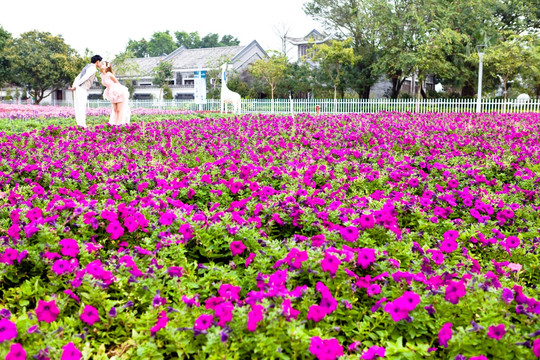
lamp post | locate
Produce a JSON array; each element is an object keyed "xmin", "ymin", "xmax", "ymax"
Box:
[{"xmin": 476, "ymin": 45, "xmax": 486, "ymax": 113}]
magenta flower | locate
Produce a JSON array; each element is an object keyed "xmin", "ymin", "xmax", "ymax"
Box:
[
  {"xmin": 80, "ymin": 305, "xmax": 100, "ymax": 326},
  {"xmin": 6, "ymin": 343, "xmax": 26, "ymax": 360},
  {"xmin": 245, "ymin": 252, "xmax": 256, "ymax": 267},
  {"xmin": 359, "ymin": 213, "xmax": 375, "ymax": 229},
  {"xmin": 52, "ymin": 259, "xmax": 75, "ymax": 276},
  {"xmin": 159, "ymin": 211, "xmax": 177, "ymax": 226},
  {"xmin": 438, "ymin": 322, "xmax": 453, "ymax": 348},
  {"xmin": 469, "ymin": 356, "xmax": 489, "ymax": 360},
  {"xmin": 35, "ymin": 299, "xmax": 59, "ymax": 323},
  {"xmin": 487, "ymin": 324, "xmax": 506, "ymax": 340},
  {"xmin": 215, "ymin": 301, "xmax": 234, "ymax": 327},
  {"xmin": 440, "ymin": 239, "xmax": 458, "ymax": 253},
  {"xmin": 533, "ymin": 338, "xmax": 540, "ymax": 357},
  {"xmin": 194, "ymin": 314, "xmax": 214, "ymax": 331},
  {"xmin": 361, "ymin": 345, "xmax": 386, "ymax": 359},
  {"xmin": 340, "ymin": 226, "xmax": 359, "ymax": 242},
  {"xmin": 230, "ymin": 241, "xmax": 246, "ymax": 256},
  {"xmin": 247, "ymin": 304, "xmax": 264, "ymax": 332},
  {"xmin": 367, "ymin": 284, "xmax": 381, "ymax": 297},
  {"xmin": 384, "ymin": 300, "xmax": 409, "ymax": 322},
  {"xmin": 398, "ymin": 291, "xmax": 421, "ymax": 311},
  {"xmin": 168, "ymin": 266, "xmax": 184, "ymax": 277},
  {"xmin": 505, "ymin": 236, "xmax": 520, "ymax": 249},
  {"xmin": 357, "ymin": 248, "xmax": 376, "ymax": 269},
  {"xmin": 0, "ymin": 318, "xmax": 17, "ymax": 343},
  {"xmin": 61, "ymin": 342, "xmax": 81, "ymax": 360},
  {"xmin": 106, "ymin": 221, "xmax": 124, "ymax": 240},
  {"xmin": 150, "ymin": 310, "xmax": 169, "ymax": 336},
  {"xmin": 307, "ymin": 304, "xmax": 327, "ymax": 322},
  {"xmin": 445, "ymin": 280, "xmax": 466, "ymax": 304},
  {"xmin": 321, "ymin": 252, "xmax": 341, "ymax": 276},
  {"xmin": 309, "ymin": 336, "xmax": 344, "ymax": 360},
  {"xmin": 59, "ymin": 238, "xmax": 79, "ymax": 257}
]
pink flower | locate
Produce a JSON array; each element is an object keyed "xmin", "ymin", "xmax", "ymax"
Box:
[
  {"xmin": 59, "ymin": 238, "xmax": 79, "ymax": 257},
  {"xmin": 359, "ymin": 213, "xmax": 375, "ymax": 229},
  {"xmin": 230, "ymin": 241, "xmax": 246, "ymax": 256},
  {"xmin": 194, "ymin": 314, "xmax": 214, "ymax": 331},
  {"xmin": 445, "ymin": 280, "xmax": 466, "ymax": 304},
  {"xmin": 245, "ymin": 252, "xmax": 256, "ymax": 267},
  {"xmin": 340, "ymin": 226, "xmax": 359, "ymax": 242},
  {"xmin": 307, "ymin": 305, "xmax": 327, "ymax": 322},
  {"xmin": 309, "ymin": 336, "xmax": 344, "ymax": 360},
  {"xmin": 106, "ymin": 221, "xmax": 124, "ymax": 240},
  {"xmin": 214, "ymin": 301, "xmax": 234, "ymax": 327},
  {"xmin": 361, "ymin": 345, "xmax": 386, "ymax": 359},
  {"xmin": 357, "ymin": 248, "xmax": 376, "ymax": 269},
  {"xmin": 247, "ymin": 304, "xmax": 264, "ymax": 332},
  {"xmin": 505, "ymin": 236, "xmax": 520, "ymax": 249},
  {"xmin": 397, "ymin": 291, "xmax": 421, "ymax": 311},
  {"xmin": 384, "ymin": 300, "xmax": 409, "ymax": 322},
  {"xmin": 321, "ymin": 252, "xmax": 341, "ymax": 276},
  {"xmin": 159, "ymin": 211, "xmax": 177, "ymax": 226},
  {"xmin": 487, "ymin": 324, "xmax": 505, "ymax": 340},
  {"xmin": 150, "ymin": 310, "xmax": 169, "ymax": 336},
  {"xmin": 168, "ymin": 266, "xmax": 184, "ymax": 277},
  {"xmin": 532, "ymin": 338, "xmax": 540, "ymax": 357},
  {"xmin": 35, "ymin": 299, "xmax": 59, "ymax": 323},
  {"xmin": 61, "ymin": 342, "xmax": 81, "ymax": 360},
  {"xmin": 469, "ymin": 356, "xmax": 489, "ymax": 360},
  {"xmin": 440, "ymin": 239, "xmax": 458, "ymax": 253},
  {"xmin": 0, "ymin": 318, "xmax": 17, "ymax": 343},
  {"xmin": 6, "ymin": 343, "xmax": 26, "ymax": 360},
  {"xmin": 80, "ymin": 305, "xmax": 100, "ymax": 326},
  {"xmin": 438, "ymin": 322, "xmax": 453, "ymax": 348},
  {"xmin": 311, "ymin": 234, "xmax": 326, "ymax": 247},
  {"xmin": 367, "ymin": 284, "xmax": 381, "ymax": 297}
]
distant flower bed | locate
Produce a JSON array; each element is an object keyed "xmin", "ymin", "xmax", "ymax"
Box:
[
  {"xmin": 0, "ymin": 112, "xmax": 539, "ymax": 359},
  {"xmin": 0, "ymin": 103, "xmax": 195, "ymax": 119}
]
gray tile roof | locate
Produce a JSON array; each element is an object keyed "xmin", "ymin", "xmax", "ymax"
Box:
[{"xmin": 163, "ymin": 46, "xmax": 246, "ymax": 70}]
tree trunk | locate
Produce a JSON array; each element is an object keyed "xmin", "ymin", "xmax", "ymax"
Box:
[{"xmin": 390, "ymin": 76, "xmax": 406, "ymax": 99}]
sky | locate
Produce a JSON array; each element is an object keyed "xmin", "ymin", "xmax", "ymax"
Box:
[{"xmin": 0, "ymin": 0, "xmax": 322, "ymax": 60}]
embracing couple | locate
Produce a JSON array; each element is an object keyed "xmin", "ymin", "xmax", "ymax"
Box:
[{"xmin": 69, "ymin": 54, "xmax": 131, "ymax": 128}]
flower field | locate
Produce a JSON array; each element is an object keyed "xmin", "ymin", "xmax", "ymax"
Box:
[{"xmin": 0, "ymin": 108, "xmax": 539, "ymax": 359}]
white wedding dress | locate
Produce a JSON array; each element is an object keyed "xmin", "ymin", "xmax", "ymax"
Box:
[{"xmin": 101, "ymin": 72, "xmax": 131, "ymax": 125}]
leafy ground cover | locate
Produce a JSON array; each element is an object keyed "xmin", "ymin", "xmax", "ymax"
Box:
[{"xmin": 0, "ymin": 109, "xmax": 539, "ymax": 359}]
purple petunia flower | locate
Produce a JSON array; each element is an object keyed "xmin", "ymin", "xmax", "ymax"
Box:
[
  {"xmin": 340, "ymin": 226, "xmax": 359, "ymax": 243},
  {"xmin": 6, "ymin": 343, "xmax": 26, "ymax": 360},
  {"xmin": 438, "ymin": 322, "xmax": 453, "ymax": 348},
  {"xmin": 80, "ymin": 305, "xmax": 100, "ymax": 326},
  {"xmin": 59, "ymin": 238, "xmax": 79, "ymax": 257},
  {"xmin": 361, "ymin": 345, "xmax": 386, "ymax": 359},
  {"xmin": 194, "ymin": 314, "xmax": 214, "ymax": 331},
  {"xmin": 487, "ymin": 324, "xmax": 506, "ymax": 340},
  {"xmin": 230, "ymin": 241, "xmax": 246, "ymax": 256},
  {"xmin": 0, "ymin": 318, "xmax": 17, "ymax": 343},
  {"xmin": 35, "ymin": 300, "xmax": 59, "ymax": 323},
  {"xmin": 357, "ymin": 248, "xmax": 376, "ymax": 270},
  {"xmin": 61, "ymin": 342, "xmax": 81, "ymax": 360}
]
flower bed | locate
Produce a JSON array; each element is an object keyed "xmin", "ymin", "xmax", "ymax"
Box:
[
  {"xmin": 0, "ymin": 112, "xmax": 539, "ymax": 359},
  {"xmin": 0, "ymin": 104, "xmax": 194, "ymax": 120}
]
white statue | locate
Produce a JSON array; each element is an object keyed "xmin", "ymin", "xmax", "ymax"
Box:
[{"xmin": 220, "ymin": 64, "xmax": 241, "ymax": 114}]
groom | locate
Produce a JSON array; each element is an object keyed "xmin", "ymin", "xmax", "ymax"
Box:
[{"xmin": 69, "ymin": 55, "xmax": 102, "ymax": 128}]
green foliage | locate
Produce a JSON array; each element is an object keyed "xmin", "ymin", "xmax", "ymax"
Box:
[
  {"xmin": 152, "ymin": 61, "xmax": 173, "ymax": 100},
  {"xmin": 4, "ymin": 30, "xmax": 85, "ymax": 104},
  {"xmin": 162, "ymin": 85, "xmax": 173, "ymax": 100},
  {"xmin": 0, "ymin": 26, "xmax": 12, "ymax": 86},
  {"xmin": 249, "ymin": 51, "xmax": 288, "ymax": 100}
]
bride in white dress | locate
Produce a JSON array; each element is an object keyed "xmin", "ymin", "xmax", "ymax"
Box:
[{"xmin": 99, "ymin": 61, "xmax": 131, "ymax": 125}]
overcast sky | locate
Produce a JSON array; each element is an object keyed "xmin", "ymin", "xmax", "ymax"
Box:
[{"xmin": 1, "ymin": 0, "xmax": 322, "ymax": 60}]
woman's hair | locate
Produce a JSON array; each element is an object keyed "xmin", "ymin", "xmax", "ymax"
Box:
[{"xmin": 104, "ymin": 61, "xmax": 114, "ymax": 74}]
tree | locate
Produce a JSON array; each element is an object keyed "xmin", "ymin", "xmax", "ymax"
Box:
[
  {"xmin": 5, "ymin": 30, "xmax": 84, "ymax": 104},
  {"xmin": 220, "ymin": 35, "xmax": 240, "ymax": 47},
  {"xmin": 0, "ymin": 26, "xmax": 12, "ymax": 86},
  {"xmin": 304, "ymin": 0, "xmax": 382, "ymax": 98},
  {"xmin": 126, "ymin": 39, "xmax": 148, "ymax": 57},
  {"xmin": 200, "ymin": 33, "xmax": 220, "ymax": 48},
  {"xmin": 147, "ymin": 31, "xmax": 176, "ymax": 57},
  {"xmin": 483, "ymin": 35, "xmax": 530, "ymax": 101},
  {"xmin": 112, "ymin": 51, "xmax": 141, "ymax": 78},
  {"xmin": 309, "ymin": 38, "xmax": 357, "ymax": 106},
  {"xmin": 280, "ymin": 61, "xmax": 315, "ymax": 98},
  {"xmin": 249, "ymin": 52, "xmax": 288, "ymax": 112},
  {"xmin": 174, "ymin": 31, "xmax": 201, "ymax": 48},
  {"xmin": 205, "ymin": 55, "xmax": 235, "ymax": 99},
  {"xmin": 152, "ymin": 60, "xmax": 173, "ymax": 102}
]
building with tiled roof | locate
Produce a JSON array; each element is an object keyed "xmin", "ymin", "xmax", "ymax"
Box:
[{"xmin": 88, "ymin": 40, "xmax": 267, "ymax": 100}]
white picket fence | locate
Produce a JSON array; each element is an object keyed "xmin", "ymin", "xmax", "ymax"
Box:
[{"xmin": 19, "ymin": 98, "xmax": 540, "ymax": 114}]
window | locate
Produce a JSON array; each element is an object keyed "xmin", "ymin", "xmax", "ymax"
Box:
[{"xmin": 175, "ymin": 93, "xmax": 194, "ymax": 100}]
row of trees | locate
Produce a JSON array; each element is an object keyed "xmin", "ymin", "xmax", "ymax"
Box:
[
  {"xmin": 126, "ymin": 30, "xmax": 240, "ymax": 57},
  {"xmin": 295, "ymin": 0, "xmax": 540, "ymax": 99}
]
